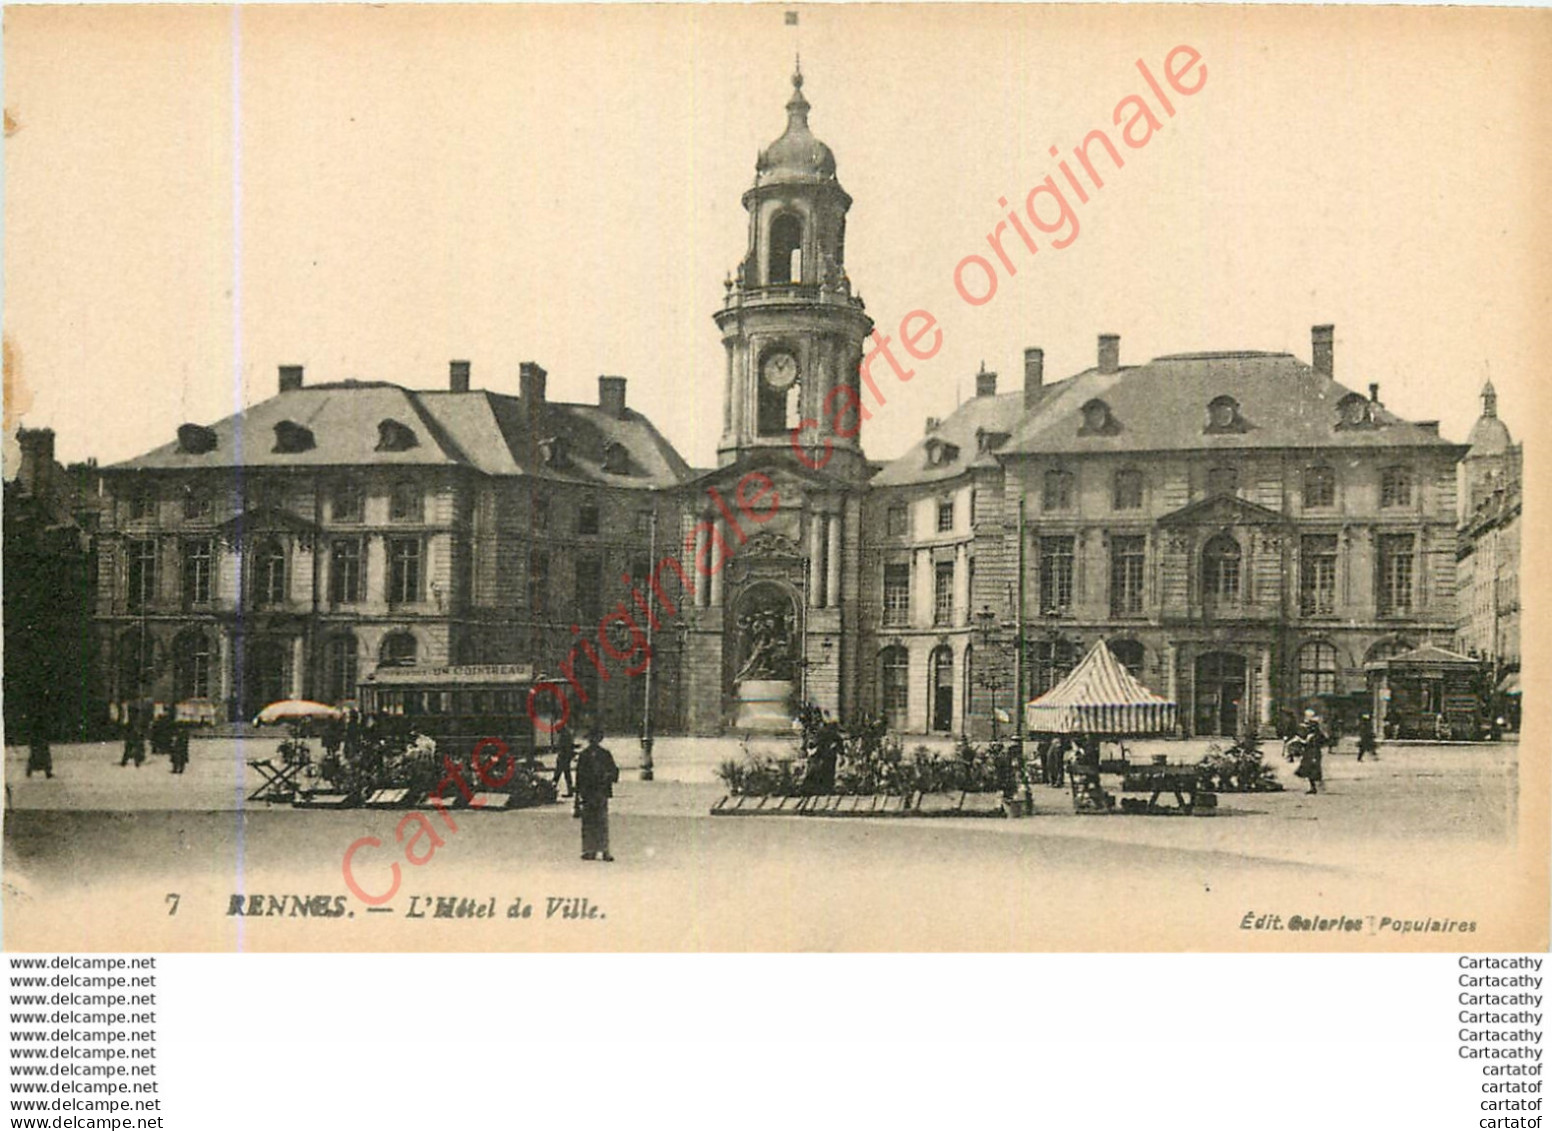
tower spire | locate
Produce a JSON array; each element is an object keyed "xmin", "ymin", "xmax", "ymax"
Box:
[{"xmin": 786, "ymin": 57, "xmax": 810, "ymax": 127}]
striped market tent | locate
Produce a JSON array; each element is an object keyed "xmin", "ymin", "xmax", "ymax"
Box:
[{"xmin": 1025, "ymin": 639, "xmax": 1178, "ymax": 736}]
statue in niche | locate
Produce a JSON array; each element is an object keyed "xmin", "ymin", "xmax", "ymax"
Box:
[{"xmin": 734, "ymin": 599, "xmax": 795, "ymax": 683}]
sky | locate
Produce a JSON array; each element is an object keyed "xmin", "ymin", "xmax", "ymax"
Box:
[{"xmin": 4, "ymin": 4, "xmax": 1549, "ymax": 471}]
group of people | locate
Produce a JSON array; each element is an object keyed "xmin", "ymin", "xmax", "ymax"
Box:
[
  {"xmin": 1287, "ymin": 709, "xmax": 1380, "ymax": 794},
  {"xmin": 549, "ymin": 722, "xmax": 620, "ymax": 862},
  {"xmin": 119, "ymin": 703, "xmax": 190, "ymax": 774}
]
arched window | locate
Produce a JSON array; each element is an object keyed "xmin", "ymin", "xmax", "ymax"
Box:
[
  {"xmin": 379, "ymin": 632, "xmax": 418, "ymax": 668},
  {"xmin": 172, "ymin": 631, "xmax": 213, "ymax": 701},
  {"xmin": 1205, "ymin": 395, "xmax": 1244, "ymax": 433},
  {"xmin": 1109, "ymin": 638, "xmax": 1145, "ymax": 682},
  {"xmin": 325, "ymin": 634, "xmax": 359, "ymax": 703},
  {"xmin": 769, "ymin": 212, "xmax": 804, "ymax": 285},
  {"xmin": 251, "ymin": 538, "xmax": 287, "ymax": 607},
  {"xmin": 1202, "ymin": 533, "xmax": 1241, "ymax": 602},
  {"xmin": 1303, "ymin": 465, "xmax": 1335, "ymax": 509},
  {"xmin": 880, "ymin": 647, "xmax": 909, "ymax": 731},
  {"xmin": 1298, "ymin": 641, "xmax": 1339, "ymax": 698},
  {"xmin": 118, "ymin": 629, "xmax": 153, "ymax": 700}
]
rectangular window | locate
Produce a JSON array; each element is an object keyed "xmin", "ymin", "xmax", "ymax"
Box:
[
  {"xmin": 936, "ymin": 500, "xmax": 954, "ymax": 533},
  {"xmin": 578, "ymin": 504, "xmax": 600, "ymax": 536},
  {"xmin": 330, "ymin": 539, "xmax": 362, "ymax": 604},
  {"xmin": 389, "ymin": 483, "xmax": 422, "ymax": 523},
  {"xmin": 127, "ymin": 492, "xmax": 155, "ymax": 522},
  {"xmin": 1043, "ymin": 470, "xmax": 1073, "ymax": 511},
  {"xmin": 635, "ymin": 511, "xmax": 653, "ymax": 537},
  {"xmin": 532, "ymin": 494, "xmax": 551, "ymax": 532},
  {"xmin": 576, "ymin": 556, "xmax": 602, "ymax": 622},
  {"xmin": 1109, "ymin": 536, "xmax": 1145, "ymax": 616},
  {"xmin": 1378, "ymin": 533, "xmax": 1415, "ymax": 615},
  {"xmin": 1207, "ymin": 466, "xmax": 1239, "ymax": 497},
  {"xmin": 1381, "ymin": 467, "xmax": 1413, "ymax": 509},
  {"xmin": 1299, "ymin": 535, "xmax": 1338, "ymax": 616},
  {"xmin": 1113, "ymin": 470, "xmax": 1143, "ymax": 511},
  {"xmin": 887, "ymin": 505, "xmax": 908, "ymax": 537},
  {"xmin": 933, "ymin": 561, "xmax": 955, "ymax": 626},
  {"xmin": 183, "ymin": 489, "xmax": 212, "ymax": 522},
  {"xmin": 388, "ymin": 538, "xmax": 422, "ymax": 604},
  {"xmin": 1039, "ymin": 537, "xmax": 1074, "ymax": 614},
  {"xmin": 331, "ymin": 482, "xmax": 364, "ymax": 523},
  {"xmin": 1303, "ymin": 467, "xmax": 1335, "ymax": 509},
  {"xmin": 126, "ymin": 539, "xmax": 157, "ymax": 611},
  {"xmin": 529, "ymin": 550, "xmax": 550, "ymax": 615},
  {"xmin": 182, "ymin": 539, "xmax": 212, "ymax": 606},
  {"xmin": 883, "ymin": 563, "xmax": 910, "ymax": 626}
]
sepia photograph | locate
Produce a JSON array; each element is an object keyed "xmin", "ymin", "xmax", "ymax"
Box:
[{"xmin": 2, "ymin": 3, "xmax": 1547, "ymax": 952}]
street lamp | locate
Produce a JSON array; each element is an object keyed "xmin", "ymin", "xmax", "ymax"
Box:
[{"xmin": 973, "ymin": 604, "xmax": 1004, "ymax": 739}]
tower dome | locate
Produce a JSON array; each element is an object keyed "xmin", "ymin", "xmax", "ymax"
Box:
[
  {"xmin": 755, "ymin": 64, "xmax": 837, "ymax": 185},
  {"xmin": 1466, "ymin": 379, "xmax": 1513, "ymax": 455}
]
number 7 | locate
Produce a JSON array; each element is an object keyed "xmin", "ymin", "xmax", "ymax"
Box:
[{"xmin": 166, "ymin": 893, "xmax": 180, "ymax": 916}]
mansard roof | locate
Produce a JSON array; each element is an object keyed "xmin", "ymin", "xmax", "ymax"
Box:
[
  {"xmin": 1003, "ymin": 352, "xmax": 1466, "ymax": 457},
  {"xmin": 111, "ymin": 380, "xmax": 692, "ymax": 489},
  {"xmin": 871, "ymin": 389, "xmax": 1049, "ymax": 488}
]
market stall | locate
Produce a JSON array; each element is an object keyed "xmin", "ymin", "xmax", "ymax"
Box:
[
  {"xmin": 1025, "ymin": 640, "xmax": 1207, "ymax": 814},
  {"xmin": 1364, "ymin": 644, "xmax": 1486, "ymax": 740}
]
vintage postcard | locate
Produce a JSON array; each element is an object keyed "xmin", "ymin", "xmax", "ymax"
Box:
[{"xmin": 3, "ymin": 3, "xmax": 1547, "ymax": 952}]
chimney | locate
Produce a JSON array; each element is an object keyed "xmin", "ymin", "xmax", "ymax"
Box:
[
  {"xmin": 1418, "ymin": 420, "xmax": 1439, "ymax": 436},
  {"xmin": 975, "ymin": 365, "xmax": 997, "ymax": 398},
  {"xmin": 278, "ymin": 364, "xmax": 304, "ymax": 393},
  {"xmin": 1023, "ymin": 347, "xmax": 1044, "ymax": 410},
  {"xmin": 1369, "ymin": 383, "xmax": 1380, "ymax": 404},
  {"xmin": 925, "ymin": 417, "xmax": 941, "ymax": 435},
  {"xmin": 598, "ymin": 375, "xmax": 627, "ymax": 419},
  {"xmin": 1311, "ymin": 325, "xmax": 1334, "ymax": 378},
  {"xmin": 449, "ymin": 360, "xmax": 471, "ymax": 393},
  {"xmin": 17, "ymin": 427, "xmax": 54, "ymax": 498},
  {"xmin": 519, "ymin": 361, "xmax": 547, "ymax": 419},
  {"xmin": 1098, "ymin": 334, "xmax": 1120, "ymax": 375}
]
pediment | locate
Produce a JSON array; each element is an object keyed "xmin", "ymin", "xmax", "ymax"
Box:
[
  {"xmin": 1157, "ymin": 494, "xmax": 1288, "ymax": 528},
  {"xmin": 684, "ymin": 448, "xmax": 857, "ymax": 496}
]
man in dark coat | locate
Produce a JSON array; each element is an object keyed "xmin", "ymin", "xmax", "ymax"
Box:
[
  {"xmin": 1294, "ymin": 710, "xmax": 1329, "ymax": 794},
  {"xmin": 1356, "ymin": 714, "xmax": 1378, "ymax": 763},
  {"xmin": 120, "ymin": 704, "xmax": 146, "ymax": 768},
  {"xmin": 575, "ymin": 727, "xmax": 619, "ymax": 862},
  {"xmin": 552, "ymin": 722, "xmax": 577, "ymax": 798}
]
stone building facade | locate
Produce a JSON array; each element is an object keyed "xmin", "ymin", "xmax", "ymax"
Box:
[
  {"xmin": 88, "ymin": 67, "xmax": 1474, "ymax": 739},
  {"xmin": 1456, "ymin": 381, "xmax": 1521, "ymax": 689}
]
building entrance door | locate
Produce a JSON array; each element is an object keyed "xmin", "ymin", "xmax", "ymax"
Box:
[
  {"xmin": 241, "ymin": 640, "xmax": 290, "ymax": 719},
  {"xmin": 930, "ymin": 646, "xmax": 954, "ymax": 732},
  {"xmin": 1194, "ymin": 651, "xmax": 1246, "ymax": 736}
]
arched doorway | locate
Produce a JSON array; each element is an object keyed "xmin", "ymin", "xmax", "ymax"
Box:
[
  {"xmin": 879, "ymin": 647, "xmax": 909, "ymax": 731},
  {"xmin": 241, "ymin": 639, "xmax": 290, "ymax": 718},
  {"xmin": 1194, "ymin": 651, "xmax": 1246, "ymax": 736},
  {"xmin": 929, "ymin": 645, "xmax": 954, "ymax": 733}
]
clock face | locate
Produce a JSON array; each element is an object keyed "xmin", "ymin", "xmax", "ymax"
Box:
[{"xmin": 762, "ymin": 351, "xmax": 799, "ymax": 391}]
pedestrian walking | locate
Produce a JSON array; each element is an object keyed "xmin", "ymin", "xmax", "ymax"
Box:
[
  {"xmin": 120, "ymin": 704, "xmax": 146, "ymax": 768},
  {"xmin": 26, "ymin": 717, "xmax": 53, "ymax": 779},
  {"xmin": 1356, "ymin": 714, "xmax": 1379, "ymax": 763},
  {"xmin": 1293, "ymin": 709, "xmax": 1328, "ymax": 794},
  {"xmin": 169, "ymin": 709, "xmax": 190, "ymax": 775},
  {"xmin": 552, "ymin": 722, "xmax": 577, "ymax": 797},
  {"xmin": 575, "ymin": 726, "xmax": 619, "ymax": 862}
]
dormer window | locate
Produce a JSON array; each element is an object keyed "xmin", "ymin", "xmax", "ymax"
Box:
[
  {"xmin": 924, "ymin": 438, "xmax": 960, "ymax": 467},
  {"xmin": 1205, "ymin": 395, "xmax": 1247, "ymax": 434},
  {"xmin": 602, "ymin": 442, "xmax": 632, "ymax": 475},
  {"xmin": 1336, "ymin": 392, "xmax": 1375, "ymax": 430},
  {"xmin": 540, "ymin": 436, "xmax": 571, "ymax": 469},
  {"xmin": 273, "ymin": 420, "xmax": 315, "ymax": 454},
  {"xmin": 1078, "ymin": 398, "xmax": 1120, "ymax": 436},
  {"xmin": 177, "ymin": 424, "xmax": 218, "ymax": 455},
  {"xmin": 976, "ymin": 428, "xmax": 1011, "ymax": 454},
  {"xmin": 376, "ymin": 419, "xmax": 419, "ymax": 452}
]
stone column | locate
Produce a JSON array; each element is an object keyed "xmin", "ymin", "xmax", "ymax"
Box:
[
  {"xmin": 1165, "ymin": 642, "xmax": 1179, "ymax": 703},
  {"xmin": 1258, "ymin": 644, "xmax": 1273, "ymax": 730},
  {"xmin": 291, "ymin": 636, "xmax": 305, "ymax": 698},
  {"xmin": 709, "ymin": 523, "xmax": 725, "ymax": 607},
  {"xmin": 826, "ymin": 513, "xmax": 841, "ymax": 611},
  {"xmin": 954, "ymin": 542, "xmax": 969, "ymax": 626},
  {"xmin": 693, "ymin": 525, "xmax": 709, "ymax": 607},
  {"xmin": 809, "ymin": 512, "xmax": 824, "ymax": 607},
  {"xmin": 218, "ymin": 631, "xmax": 234, "ymax": 712}
]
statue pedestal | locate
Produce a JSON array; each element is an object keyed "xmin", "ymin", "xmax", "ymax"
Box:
[{"xmin": 734, "ymin": 679, "xmax": 794, "ymax": 733}]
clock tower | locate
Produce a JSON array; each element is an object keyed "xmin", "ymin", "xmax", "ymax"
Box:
[{"xmin": 714, "ymin": 64, "xmax": 874, "ymax": 482}]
